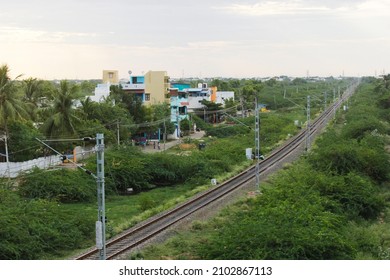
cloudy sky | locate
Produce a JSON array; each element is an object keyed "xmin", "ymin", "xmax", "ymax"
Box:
[{"xmin": 1, "ymin": 0, "xmax": 389, "ymax": 79}]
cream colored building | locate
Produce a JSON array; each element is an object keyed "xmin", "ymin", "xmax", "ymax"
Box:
[
  {"xmin": 144, "ymin": 71, "xmax": 170, "ymax": 105},
  {"xmin": 102, "ymin": 70, "xmax": 119, "ymax": 84}
]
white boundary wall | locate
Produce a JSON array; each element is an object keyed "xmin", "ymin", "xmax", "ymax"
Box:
[
  {"xmin": 0, "ymin": 155, "xmax": 62, "ymax": 178},
  {"xmin": 0, "ymin": 146, "xmax": 96, "ymax": 178}
]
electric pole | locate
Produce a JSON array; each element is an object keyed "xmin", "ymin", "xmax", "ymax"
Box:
[
  {"xmin": 255, "ymin": 96, "xmax": 260, "ymax": 192},
  {"xmin": 96, "ymin": 133, "xmax": 106, "ymax": 260},
  {"xmin": 306, "ymin": 95, "xmax": 311, "ymax": 151},
  {"xmin": 333, "ymin": 88, "xmax": 336, "ymax": 118},
  {"xmin": 4, "ymin": 135, "xmax": 10, "ymax": 178},
  {"xmin": 35, "ymin": 135, "xmax": 106, "ymax": 259},
  {"xmin": 163, "ymin": 118, "xmax": 166, "ymax": 151},
  {"xmin": 323, "ymin": 91, "xmax": 327, "ymax": 111},
  {"xmin": 116, "ymin": 121, "xmax": 120, "ymax": 146}
]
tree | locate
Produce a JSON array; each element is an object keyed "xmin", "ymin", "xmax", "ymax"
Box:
[
  {"xmin": 240, "ymin": 82, "xmax": 263, "ymax": 110},
  {"xmin": 0, "ymin": 65, "xmax": 27, "ymax": 131},
  {"xmin": 22, "ymin": 77, "xmax": 44, "ymax": 120},
  {"xmin": 0, "ymin": 64, "xmax": 27, "ymax": 171},
  {"xmin": 41, "ymin": 80, "xmax": 80, "ymax": 138},
  {"xmin": 199, "ymin": 100, "xmax": 224, "ymax": 123},
  {"xmin": 76, "ymin": 97, "xmax": 135, "ymax": 144},
  {"xmin": 7, "ymin": 120, "xmax": 43, "ymax": 162}
]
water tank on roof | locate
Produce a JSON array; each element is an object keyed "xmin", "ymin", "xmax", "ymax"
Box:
[{"xmin": 197, "ymin": 83, "xmax": 202, "ymax": 88}]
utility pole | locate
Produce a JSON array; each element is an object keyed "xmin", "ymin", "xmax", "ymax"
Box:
[
  {"xmin": 176, "ymin": 110, "xmax": 181, "ymax": 143},
  {"xmin": 116, "ymin": 121, "xmax": 120, "ymax": 146},
  {"xmin": 240, "ymin": 96, "xmax": 244, "ymax": 118},
  {"xmin": 96, "ymin": 133, "xmax": 106, "ymax": 260},
  {"xmin": 306, "ymin": 95, "xmax": 311, "ymax": 151},
  {"xmin": 333, "ymin": 88, "xmax": 336, "ymax": 118},
  {"xmin": 254, "ymin": 96, "xmax": 260, "ymax": 193},
  {"xmin": 163, "ymin": 118, "xmax": 166, "ymax": 151},
  {"xmin": 4, "ymin": 135, "xmax": 10, "ymax": 178},
  {"xmin": 35, "ymin": 135, "xmax": 106, "ymax": 259},
  {"xmin": 323, "ymin": 91, "xmax": 327, "ymax": 112}
]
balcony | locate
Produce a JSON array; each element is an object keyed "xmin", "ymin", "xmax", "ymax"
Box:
[{"xmin": 121, "ymin": 83, "xmax": 145, "ymax": 90}]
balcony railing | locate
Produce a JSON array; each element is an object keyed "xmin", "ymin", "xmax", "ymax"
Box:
[{"xmin": 121, "ymin": 84, "xmax": 145, "ymax": 90}]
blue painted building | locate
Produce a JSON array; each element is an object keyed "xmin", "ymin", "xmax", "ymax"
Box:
[
  {"xmin": 171, "ymin": 82, "xmax": 191, "ymax": 91},
  {"xmin": 121, "ymin": 75, "xmax": 145, "ymax": 101},
  {"xmin": 169, "ymin": 88, "xmax": 189, "ymax": 138}
]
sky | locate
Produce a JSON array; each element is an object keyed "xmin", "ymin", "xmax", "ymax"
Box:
[{"xmin": 1, "ymin": 0, "xmax": 389, "ymax": 80}]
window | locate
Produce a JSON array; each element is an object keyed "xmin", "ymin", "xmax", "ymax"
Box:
[
  {"xmin": 109, "ymin": 72, "xmax": 114, "ymax": 79},
  {"xmin": 145, "ymin": 93, "xmax": 150, "ymax": 101}
]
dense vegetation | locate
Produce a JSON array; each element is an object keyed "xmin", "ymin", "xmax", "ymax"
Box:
[
  {"xmin": 135, "ymin": 77, "xmax": 390, "ymax": 260},
  {"xmin": 0, "ymin": 62, "xmax": 367, "ymax": 259}
]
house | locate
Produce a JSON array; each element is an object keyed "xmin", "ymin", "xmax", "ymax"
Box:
[
  {"xmin": 144, "ymin": 71, "xmax": 170, "ymax": 105},
  {"xmin": 213, "ymin": 91, "xmax": 235, "ymax": 106},
  {"xmin": 186, "ymin": 83, "xmax": 212, "ymax": 112},
  {"xmin": 121, "ymin": 75, "xmax": 145, "ymax": 101},
  {"xmin": 90, "ymin": 83, "xmax": 110, "ymax": 102},
  {"xmin": 120, "ymin": 70, "xmax": 170, "ymax": 105},
  {"xmin": 89, "ymin": 70, "xmax": 170, "ymax": 105},
  {"xmin": 169, "ymin": 88, "xmax": 189, "ymax": 138}
]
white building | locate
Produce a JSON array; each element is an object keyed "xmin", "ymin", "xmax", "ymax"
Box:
[
  {"xmin": 90, "ymin": 83, "xmax": 110, "ymax": 103},
  {"xmin": 216, "ymin": 91, "xmax": 235, "ymax": 105}
]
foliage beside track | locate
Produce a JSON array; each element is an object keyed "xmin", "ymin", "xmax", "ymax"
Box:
[{"xmin": 136, "ymin": 78, "xmax": 390, "ymax": 260}]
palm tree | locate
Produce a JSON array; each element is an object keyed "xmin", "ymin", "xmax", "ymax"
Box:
[
  {"xmin": 22, "ymin": 77, "xmax": 43, "ymax": 120},
  {"xmin": 0, "ymin": 64, "xmax": 26, "ymax": 127},
  {"xmin": 0, "ymin": 64, "xmax": 27, "ymax": 176},
  {"xmin": 42, "ymin": 80, "xmax": 80, "ymax": 138}
]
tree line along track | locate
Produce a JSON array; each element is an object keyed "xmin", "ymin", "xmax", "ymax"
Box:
[{"xmin": 74, "ymin": 81, "xmax": 359, "ymax": 260}]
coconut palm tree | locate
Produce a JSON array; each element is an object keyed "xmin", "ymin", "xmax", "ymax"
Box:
[
  {"xmin": 41, "ymin": 80, "xmax": 80, "ymax": 138},
  {"xmin": 0, "ymin": 65, "xmax": 26, "ymax": 127},
  {"xmin": 0, "ymin": 64, "xmax": 27, "ymax": 176},
  {"xmin": 22, "ymin": 77, "xmax": 44, "ymax": 120}
]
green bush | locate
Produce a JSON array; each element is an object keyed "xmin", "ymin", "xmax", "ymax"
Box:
[
  {"xmin": 309, "ymin": 132, "xmax": 390, "ymax": 183},
  {"xmin": 103, "ymin": 147, "xmax": 151, "ymax": 193},
  {"xmin": 276, "ymin": 163, "xmax": 385, "ymax": 220},
  {"xmin": 147, "ymin": 153, "xmax": 214, "ymax": 186},
  {"xmin": 206, "ymin": 124, "xmax": 250, "ymax": 138},
  {"xmin": 199, "ymin": 182, "xmax": 355, "ymax": 260},
  {"xmin": 18, "ymin": 168, "xmax": 96, "ymax": 203},
  {"xmin": 0, "ymin": 188, "xmax": 94, "ymax": 259},
  {"xmin": 342, "ymin": 117, "xmax": 387, "ymax": 141}
]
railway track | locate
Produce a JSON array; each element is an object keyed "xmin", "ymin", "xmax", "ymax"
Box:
[{"xmin": 75, "ymin": 81, "xmax": 359, "ymax": 260}]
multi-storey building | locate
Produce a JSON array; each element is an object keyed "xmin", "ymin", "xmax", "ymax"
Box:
[
  {"xmin": 102, "ymin": 70, "xmax": 119, "ymax": 84},
  {"xmin": 121, "ymin": 75, "xmax": 145, "ymax": 101},
  {"xmin": 143, "ymin": 71, "xmax": 170, "ymax": 105},
  {"xmin": 120, "ymin": 70, "xmax": 170, "ymax": 105}
]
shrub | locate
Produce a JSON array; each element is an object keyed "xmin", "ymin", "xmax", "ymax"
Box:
[
  {"xmin": 0, "ymin": 188, "xmax": 94, "ymax": 259},
  {"xmin": 18, "ymin": 168, "xmax": 96, "ymax": 203},
  {"xmin": 199, "ymin": 183, "xmax": 355, "ymax": 260},
  {"xmin": 91, "ymin": 146, "xmax": 151, "ymax": 194}
]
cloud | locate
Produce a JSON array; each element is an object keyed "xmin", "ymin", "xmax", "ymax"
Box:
[
  {"xmin": 216, "ymin": 0, "xmax": 390, "ymax": 18},
  {"xmin": 216, "ymin": 1, "xmax": 331, "ymax": 16},
  {"xmin": 0, "ymin": 26, "xmax": 97, "ymax": 44}
]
